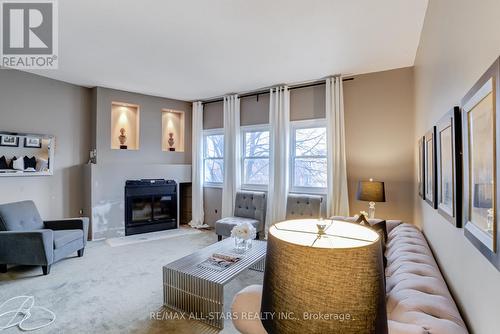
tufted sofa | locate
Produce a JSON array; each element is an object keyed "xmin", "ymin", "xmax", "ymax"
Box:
[
  {"xmin": 385, "ymin": 223, "xmax": 468, "ymax": 334},
  {"xmin": 285, "ymin": 194, "xmax": 322, "ymax": 220},
  {"xmin": 231, "ymin": 221, "xmax": 469, "ymax": 334},
  {"xmin": 215, "ymin": 191, "xmax": 266, "ymax": 241}
]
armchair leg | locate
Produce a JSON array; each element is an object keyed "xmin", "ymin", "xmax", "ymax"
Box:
[
  {"xmin": 42, "ymin": 265, "xmax": 51, "ymax": 275},
  {"xmin": 255, "ymin": 232, "xmax": 260, "ymax": 240},
  {"xmin": 77, "ymin": 248, "xmax": 85, "ymax": 257},
  {"xmin": 0, "ymin": 264, "xmax": 7, "ymax": 273},
  {"xmin": 217, "ymin": 235, "xmax": 222, "ymax": 241}
]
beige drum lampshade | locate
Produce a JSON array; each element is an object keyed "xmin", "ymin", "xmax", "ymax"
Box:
[{"xmin": 261, "ymin": 219, "xmax": 387, "ymax": 334}]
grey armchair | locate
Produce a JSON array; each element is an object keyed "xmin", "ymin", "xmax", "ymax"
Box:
[
  {"xmin": 286, "ymin": 194, "xmax": 323, "ymax": 220},
  {"xmin": 0, "ymin": 200, "xmax": 89, "ymax": 275},
  {"xmin": 215, "ymin": 191, "xmax": 267, "ymax": 241}
]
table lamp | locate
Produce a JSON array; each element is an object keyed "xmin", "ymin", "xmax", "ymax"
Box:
[
  {"xmin": 261, "ymin": 219, "xmax": 387, "ymax": 334},
  {"xmin": 357, "ymin": 179, "xmax": 386, "ymax": 219}
]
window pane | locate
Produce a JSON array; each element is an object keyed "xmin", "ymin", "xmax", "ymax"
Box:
[
  {"xmin": 294, "ymin": 157, "xmax": 327, "ymax": 188},
  {"xmin": 245, "ymin": 131, "xmax": 270, "ymax": 157},
  {"xmin": 204, "ymin": 159, "xmax": 224, "ymax": 183},
  {"xmin": 295, "ymin": 127, "xmax": 327, "ymax": 156},
  {"xmin": 243, "ymin": 158, "xmax": 269, "ymax": 185},
  {"xmin": 205, "ymin": 134, "xmax": 224, "ymax": 158}
]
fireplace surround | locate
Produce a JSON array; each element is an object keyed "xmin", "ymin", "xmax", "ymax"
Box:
[{"xmin": 125, "ymin": 179, "xmax": 177, "ymax": 236}]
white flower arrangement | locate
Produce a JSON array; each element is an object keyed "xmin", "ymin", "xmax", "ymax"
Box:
[{"xmin": 231, "ymin": 222, "xmax": 256, "ymax": 241}]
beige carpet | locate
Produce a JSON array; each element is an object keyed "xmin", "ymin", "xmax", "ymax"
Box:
[{"xmin": 0, "ymin": 229, "xmax": 263, "ymax": 333}]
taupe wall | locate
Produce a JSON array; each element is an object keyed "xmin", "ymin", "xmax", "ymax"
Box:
[
  {"xmin": 413, "ymin": 0, "xmax": 500, "ymax": 332},
  {"xmin": 95, "ymin": 87, "xmax": 192, "ymax": 164},
  {"xmin": 344, "ymin": 68, "xmax": 415, "ymax": 222},
  {"xmin": 202, "ymin": 68, "xmax": 415, "ymax": 225},
  {"xmin": 0, "ymin": 70, "xmax": 91, "ymax": 219}
]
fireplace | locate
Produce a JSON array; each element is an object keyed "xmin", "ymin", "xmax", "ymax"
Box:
[{"xmin": 125, "ymin": 179, "xmax": 177, "ymax": 236}]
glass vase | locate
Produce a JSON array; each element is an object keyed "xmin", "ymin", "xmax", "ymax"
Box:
[{"xmin": 234, "ymin": 237, "xmax": 252, "ymax": 253}]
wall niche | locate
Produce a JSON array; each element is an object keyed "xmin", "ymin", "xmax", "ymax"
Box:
[
  {"xmin": 111, "ymin": 102, "xmax": 140, "ymax": 150},
  {"xmin": 162, "ymin": 109, "xmax": 185, "ymax": 152}
]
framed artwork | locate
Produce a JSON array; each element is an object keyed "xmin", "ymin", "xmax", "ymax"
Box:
[
  {"xmin": 461, "ymin": 56, "xmax": 500, "ymax": 270},
  {"xmin": 24, "ymin": 136, "xmax": 42, "ymax": 148},
  {"xmin": 0, "ymin": 135, "xmax": 19, "ymax": 147},
  {"xmin": 436, "ymin": 106, "xmax": 462, "ymax": 226},
  {"xmin": 418, "ymin": 137, "xmax": 425, "ymax": 198},
  {"xmin": 424, "ymin": 127, "xmax": 437, "ymax": 209}
]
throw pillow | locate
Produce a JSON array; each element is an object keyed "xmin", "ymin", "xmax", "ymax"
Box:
[
  {"xmin": 12, "ymin": 157, "xmax": 24, "ymax": 171},
  {"xmin": 23, "ymin": 156, "xmax": 37, "ymax": 169},
  {"xmin": 0, "ymin": 156, "xmax": 7, "ymax": 169}
]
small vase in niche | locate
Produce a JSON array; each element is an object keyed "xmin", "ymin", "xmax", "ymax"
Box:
[
  {"xmin": 168, "ymin": 132, "xmax": 175, "ymax": 151},
  {"xmin": 118, "ymin": 128, "xmax": 127, "ymax": 149}
]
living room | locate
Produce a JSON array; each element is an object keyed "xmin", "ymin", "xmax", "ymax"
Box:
[{"xmin": 0, "ymin": 1, "xmax": 499, "ymax": 333}]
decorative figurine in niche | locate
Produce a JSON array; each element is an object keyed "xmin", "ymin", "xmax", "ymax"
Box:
[
  {"xmin": 168, "ymin": 132, "xmax": 175, "ymax": 151},
  {"xmin": 119, "ymin": 128, "xmax": 127, "ymax": 149}
]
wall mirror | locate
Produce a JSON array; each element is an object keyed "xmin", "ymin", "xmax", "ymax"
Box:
[
  {"xmin": 0, "ymin": 132, "xmax": 55, "ymax": 176},
  {"xmin": 461, "ymin": 57, "xmax": 500, "ymax": 270},
  {"xmin": 436, "ymin": 106, "xmax": 462, "ymax": 227},
  {"xmin": 424, "ymin": 127, "xmax": 437, "ymax": 209}
]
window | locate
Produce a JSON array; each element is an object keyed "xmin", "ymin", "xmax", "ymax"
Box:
[
  {"xmin": 290, "ymin": 120, "xmax": 327, "ymax": 192},
  {"xmin": 241, "ymin": 126, "xmax": 270, "ymax": 188},
  {"xmin": 203, "ymin": 129, "xmax": 224, "ymax": 185}
]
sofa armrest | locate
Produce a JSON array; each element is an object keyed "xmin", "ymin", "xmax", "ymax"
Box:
[
  {"xmin": 0, "ymin": 229, "xmax": 54, "ymax": 265},
  {"xmin": 231, "ymin": 285, "xmax": 267, "ymax": 334},
  {"xmin": 44, "ymin": 217, "xmax": 89, "ymax": 245}
]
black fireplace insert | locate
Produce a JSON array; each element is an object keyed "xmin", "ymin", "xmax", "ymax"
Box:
[{"xmin": 125, "ymin": 179, "xmax": 177, "ymax": 236}]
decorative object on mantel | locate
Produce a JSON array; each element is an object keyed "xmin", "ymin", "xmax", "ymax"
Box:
[
  {"xmin": 356, "ymin": 179, "xmax": 386, "ymax": 218},
  {"xmin": 461, "ymin": 56, "xmax": 500, "ymax": 271},
  {"xmin": 231, "ymin": 222, "xmax": 256, "ymax": 253},
  {"xmin": 168, "ymin": 132, "xmax": 175, "ymax": 151},
  {"xmin": 0, "ymin": 135, "xmax": 19, "ymax": 147},
  {"xmin": 118, "ymin": 128, "xmax": 127, "ymax": 149},
  {"xmin": 261, "ymin": 219, "xmax": 387, "ymax": 333},
  {"xmin": 24, "ymin": 136, "xmax": 42, "ymax": 148},
  {"xmin": 88, "ymin": 149, "xmax": 97, "ymax": 164}
]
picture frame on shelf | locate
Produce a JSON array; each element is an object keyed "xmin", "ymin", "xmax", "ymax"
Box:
[
  {"xmin": 424, "ymin": 127, "xmax": 437, "ymax": 209},
  {"xmin": 461, "ymin": 56, "xmax": 500, "ymax": 270},
  {"xmin": 418, "ymin": 136, "xmax": 425, "ymax": 198},
  {"xmin": 24, "ymin": 136, "xmax": 42, "ymax": 148},
  {"xmin": 436, "ymin": 106, "xmax": 462, "ymax": 227},
  {"xmin": 0, "ymin": 135, "xmax": 19, "ymax": 147}
]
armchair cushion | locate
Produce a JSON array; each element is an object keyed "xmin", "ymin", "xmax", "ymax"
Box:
[
  {"xmin": 215, "ymin": 217, "xmax": 261, "ymax": 237},
  {"xmin": 0, "ymin": 200, "xmax": 44, "ymax": 231},
  {"xmin": 234, "ymin": 191, "xmax": 267, "ymax": 222},
  {"xmin": 286, "ymin": 194, "xmax": 322, "ymax": 220},
  {"xmin": 44, "ymin": 217, "xmax": 89, "ymax": 246},
  {"xmin": 53, "ymin": 230, "xmax": 83, "ymax": 249},
  {"xmin": 0, "ymin": 229, "xmax": 54, "ymax": 265}
]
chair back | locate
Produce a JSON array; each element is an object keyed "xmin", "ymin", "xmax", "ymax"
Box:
[
  {"xmin": 234, "ymin": 191, "xmax": 267, "ymax": 222},
  {"xmin": 286, "ymin": 194, "xmax": 323, "ymax": 220},
  {"xmin": 0, "ymin": 200, "xmax": 44, "ymax": 231}
]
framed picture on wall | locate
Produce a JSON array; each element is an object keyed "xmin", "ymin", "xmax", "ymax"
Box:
[
  {"xmin": 418, "ymin": 137, "xmax": 425, "ymax": 198},
  {"xmin": 0, "ymin": 135, "xmax": 19, "ymax": 147},
  {"xmin": 24, "ymin": 136, "xmax": 42, "ymax": 148},
  {"xmin": 424, "ymin": 127, "xmax": 437, "ymax": 209},
  {"xmin": 436, "ymin": 106, "xmax": 462, "ymax": 226},
  {"xmin": 461, "ymin": 56, "xmax": 500, "ymax": 270}
]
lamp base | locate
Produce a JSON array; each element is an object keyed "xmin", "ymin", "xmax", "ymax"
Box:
[{"xmin": 368, "ymin": 202, "xmax": 376, "ymax": 219}]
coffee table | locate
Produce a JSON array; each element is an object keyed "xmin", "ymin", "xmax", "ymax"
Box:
[{"xmin": 163, "ymin": 238, "xmax": 267, "ymax": 329}]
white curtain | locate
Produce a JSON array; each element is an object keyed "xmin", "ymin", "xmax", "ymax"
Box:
[
  {"xmin": 326, "ymin": 77, "xmax": 350, "ymax": 217},
  {"xmin": 267, "ymin": 86, "xmax": 290, "ymax": 234},
  {"xmin": 221, "ymin": 95, "xmax": 241, "ymax": 218},
  {"xmin": 189, "ymin": 101, "xmax": 205, "ymax": 227}
]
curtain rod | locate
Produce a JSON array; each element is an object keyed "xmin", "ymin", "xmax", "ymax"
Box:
[{"xmin": 202, "ymin": 77, "xmax": 354, "ymax": 105}]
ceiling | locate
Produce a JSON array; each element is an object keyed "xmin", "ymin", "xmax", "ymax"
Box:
[{"xmin": 29, "ymin": 0, "xmax": 428, "ymax": 101}]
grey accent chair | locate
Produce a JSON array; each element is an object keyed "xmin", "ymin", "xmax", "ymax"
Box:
[
  {"xmin": 286, "ymin": 194, "xmax": 323, "ymax": 220},
  {"xmin": 0, "ymin": 200, "xmax": 89, "ymax": 275},
  {"xmin": 215, "ymin": 191, "xmax": 267, "ymax": 241}
]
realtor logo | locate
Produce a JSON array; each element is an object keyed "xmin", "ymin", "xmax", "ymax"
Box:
[{"xmin": 1, "ymin": 0, "xmax": 58, "ymax": 69}]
